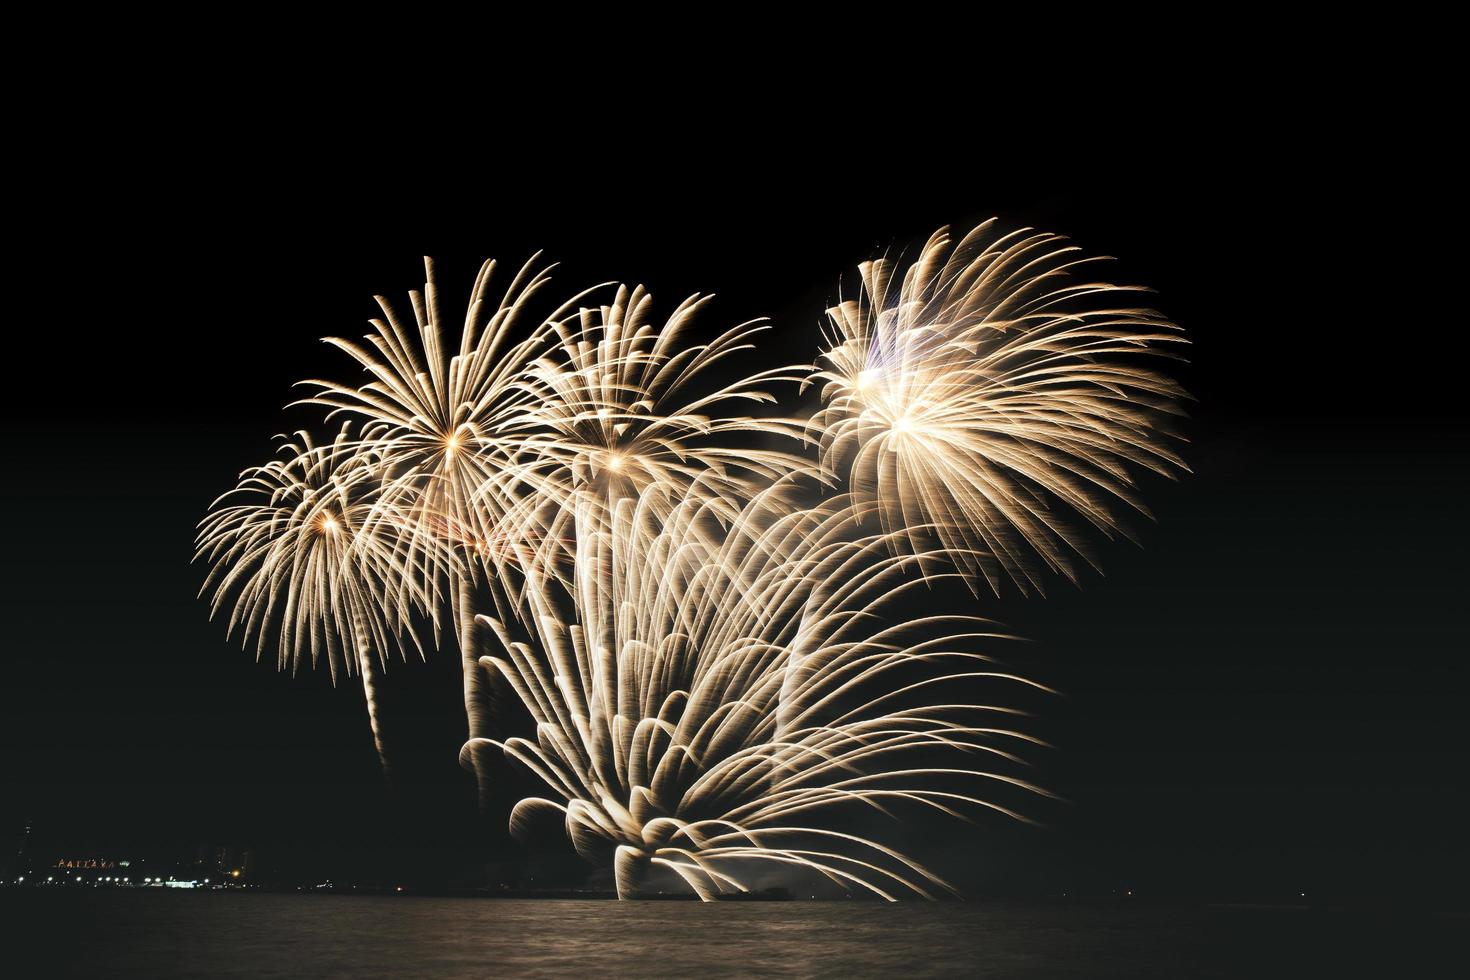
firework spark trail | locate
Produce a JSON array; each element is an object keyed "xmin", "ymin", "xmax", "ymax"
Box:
[
  {"xmin": 467, "ymin": 478, "xmax": 1055, "ymax": 900},
  {"xmin": 194, "ymin": 424, "xmax": 434, "ymax": 780},
  {"xmin": 810, "ymin": 221, "xmax": 1189, "ymax": 595}
]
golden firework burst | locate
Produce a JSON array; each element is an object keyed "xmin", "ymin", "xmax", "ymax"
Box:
[
  {"xmin": 194, "ymin": 424, "xmax": 433, "ymax": 777},
  {"xmin": 811, "ymin": 221, "xmax": 1189, "ymax": 595}
]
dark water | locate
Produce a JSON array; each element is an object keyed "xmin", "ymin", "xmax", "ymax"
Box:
[{"xmin": 3, "ymin": 892, "xmax": 1460, "ymax": 978}]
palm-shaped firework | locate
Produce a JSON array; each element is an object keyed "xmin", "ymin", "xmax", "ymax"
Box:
[
  {"xmin": 484, "ymin": 283, "xmax": 817, "ymax": 655},
  {"xmin": 199, "ymin": 219, "xmax": 1186, "ymax": 899},
  {"xmin": 294, "ymin": 256, "xmax": 603, "ymax": 804},
  {"xmin": 195, "ymin": 424, "xmax": 433, "ymax": 779}
]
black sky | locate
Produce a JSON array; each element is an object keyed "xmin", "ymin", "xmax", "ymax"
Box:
[{"xmin": 4, "ymin": 115, "xmax": 1465, "ymax": 899}]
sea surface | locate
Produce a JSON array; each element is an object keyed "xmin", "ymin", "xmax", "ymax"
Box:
[{"xmin": 2, "ymin": 891, "xmax": 1461, "ymax": 977}]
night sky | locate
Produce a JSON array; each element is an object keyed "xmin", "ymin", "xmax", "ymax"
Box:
[{"xmin": 5, "ymin": 140, "xmax": 1466, "ymax": 901}]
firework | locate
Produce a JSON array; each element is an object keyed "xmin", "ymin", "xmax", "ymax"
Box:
[
  {"xmin": 194, "ymin": 424, "xmax": 433, "ymax": 778},
  {"xmin": 811, "ymin": 221, "xmax": 1189, "ymax": 595},
  {"xmin": 468, "ymin": 480, "xmax": 1053, "ymax": 900},
  {"xmin": 295, "ymin": 255, "xmax": 601, "ymax": 594},
  {"xmin": 479, "ymin": 283, "xmax": 818, "ymax": 624},
  {"xmin": 294, "ymin": 256, "xmax": 607, "ymax": 801}
]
